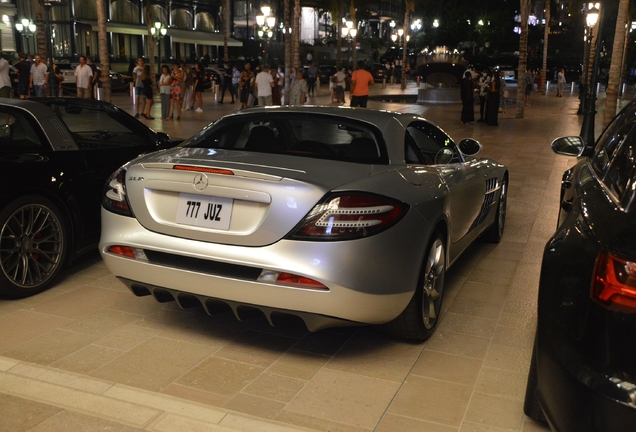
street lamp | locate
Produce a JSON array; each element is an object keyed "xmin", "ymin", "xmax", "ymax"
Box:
[
  {"xmin": 577, "ymin": 2, "xmax": 600, "ymax": 116},
  {"xmin": 580, "ymin": 2, "xmax": 601, "ymax": 147},
  {"xmin": 151, "ymin": 22, "xmax": 167, "ymax": 62},
  {"xmin": 15, "ymin": 18, "xmax": 36, "ymax": 54},
  {"xmin": 342, "ymin": 23, "xmax": 357, "ymax": 68},
  {"xmin": 411, "ymin": 19, "xmax": 421, "ymax": 32},
  {"xmin": 256, "ymin": 6, "xmax": 276, "ymax": 64}
]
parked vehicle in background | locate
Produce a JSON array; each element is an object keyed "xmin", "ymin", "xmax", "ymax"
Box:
[
  {"xmin": 524, "ymin": 100, "xmax": 636, "ymax": 431},
  {"xmin": 0, "ymin": 98, "xmax": 175, "ymax": 298}
]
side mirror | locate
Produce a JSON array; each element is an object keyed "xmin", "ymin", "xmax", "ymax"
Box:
[
  {"xmin": 458, "ymin": 138, "xmax": 482, "ymax": 156},
  {"xmin": 156, "ymin": 132, "xmax": 172, "ymax": 149},
  {"xmin": 551, "ymin": 136, "xmax": 585, "ymax": 157}
]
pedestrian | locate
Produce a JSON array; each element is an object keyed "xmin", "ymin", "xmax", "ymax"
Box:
[
  {"xmin": 133, "ymin": 57, "xmax": 146, "ymax": 117},
  {"xmin": 350, "ymin": 60, "xmax": 375, "ymax": 108},
  {"xmin": 169, "ymin": 61, "xmax": 183, "ymax": 120},
  {"xmin": 239, "ymin": 62, "xmax": 254, "ymax": 109},
  {"xmin": 334, "ymin": 67, "xmax": 347, "ymax": 103},
  {"xmin": 15, "ymin": 53, "xmax": 31, "ymax": 99},
  {"xmin": 183, "ymin": 64, "xmax": 194, "ymax": 110},
  {"xmin": 158, "ymin": 65, "xmax": 171, "ymax": 120},
  {"xmin": 30, "ymin": 54, "xmax": 48, "ymax": 97},
  {"xmin": 74, "ymin": 55, "xmax": 93, "ymax": 98},
  {"xmin": 232, "ymin": 65, "xmax": 240, "ymax": 103},
  {"xmin": 46, "ymin": 58, "xmax": 64, "ymax": 97},
  {"xmin": 270, "ymin": 67, "xmax": 281, "ymax": 105},
  {"xmin": 485, "ymin": 70, "xmax": 500, "ymax": 126},
  {"xmin": 0, "ymin": 53, "xmax": 12, "ymax": 98},
  {"xmin": 460, "ymin": 71, "xmax": 474, "ymax": 124},
  {"xmin": 218, "ymin": 62, "xmax": 234, "ymax": 103},
  {"xmin": 193, "ymin": 62, "xmax": 204, "ymax": 112},
  {"xmin": 87, "ymin": 56, "xmax": 101, "ymax": 98},
  {"xmin": 140, "ymin": 64, "xmax": 154, "ymax": 119},
  {"xmin": 477, "ymin": 69, "xmax": 490, "ymax": 121},
  {"xmin": 307, "ymin": 62, "xmax": 318, "ymax": 95},
  {"xmin": 499, "ymin": 71, "xmax": 508, "ymax": 114},
  {"xmin": 525, "ymin": 68, "xmax": 533, "ymax": 106},
  {"xmin": 255, "ymin": 64, "xmax": 274, "ymax": 107},
  {"xmin": 557, "ymin": 68, "xmax": 566, "ymax": 97},
  {"xmin": 289, "ymin": 70, "xmax": 307, "ymax": 105}
]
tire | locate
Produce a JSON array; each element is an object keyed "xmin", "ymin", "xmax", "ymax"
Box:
[
  {"xmin": 524, "ymin": 335, "xmax": 548, "ymax": 423},
  {"xmin": 0, "ymin": 196, "xmax": 68, "ymax": 298},
  {"xmin": 385, "ymin": 232, "xmax": 446, "ymax": 341},
  {"xmin": 483, "ymin": 176, "xmax": 507, "ymax": 243}
]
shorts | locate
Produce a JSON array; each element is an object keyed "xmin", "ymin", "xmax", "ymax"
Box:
[
  {"xmin": 18, "ymin": 83, "xmax": 29, "ymax": 96},
  {"xmin": 525, "ymin": 84, "xmax": 533, "ymax": 95},
  {"xmin": 135, "ymin": 86, "xmax": 146, "ymax": 98}
]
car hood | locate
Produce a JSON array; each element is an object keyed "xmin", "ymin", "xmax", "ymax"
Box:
[{"xmin": 124, "ymin": 147, "xmax": 383, "ymax": 247}]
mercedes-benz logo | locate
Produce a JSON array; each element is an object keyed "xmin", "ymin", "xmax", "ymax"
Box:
[{"xmin": 193, "ymin": 173, "xmax": 209, "ymax": 191}]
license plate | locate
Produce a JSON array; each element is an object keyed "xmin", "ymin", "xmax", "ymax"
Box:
[{"xmin": 175, "ymin": 193, "xmax": 233, "ymax": 230}]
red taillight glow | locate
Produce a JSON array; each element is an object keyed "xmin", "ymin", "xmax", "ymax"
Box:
[
  {"xmin": 592, "ymin": 250, "xmax": 636, "ymax": 312},
  {"xmin": 173, "ymin": 165, "xmax": 234, "ymax": 175},
  {"xmin": 107, "ymin": 245, "xmax": 136, "ymax": 258},
  {"xmin": 275, "ymin": 272, "xmax": 327, "ymax": 290},
  {"xmin": 288, "ymin": 193, "xmax": 408, "ymax": 240}
]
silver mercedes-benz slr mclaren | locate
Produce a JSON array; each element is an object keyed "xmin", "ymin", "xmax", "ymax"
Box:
[{"xmin": 99, "ymin": 106, "xmax": 508, "ymax": 340}]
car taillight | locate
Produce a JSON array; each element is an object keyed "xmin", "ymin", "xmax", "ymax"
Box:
[
  {"xmin": 287, "ymin": 192, "xmax": 408, "ymax": 241},
  {"xmin": 102, "ymin": 167, "xmax": 133, "ymax": 216},
  {"xmin": 592, "ymin": 250, "xmax": 636, "ymax": 313}
]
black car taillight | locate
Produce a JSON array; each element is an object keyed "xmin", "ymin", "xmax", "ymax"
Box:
[
  {"xmin": 102, "ymin": 167, "xmax": 133, "ymax": 216},
  {"xmin": 287, "ymin": 192, "xmax": 408, "ymax": 241},
  {"xmin": 592, "ymin": 250, "xmax": 636, "ymax": 313}
]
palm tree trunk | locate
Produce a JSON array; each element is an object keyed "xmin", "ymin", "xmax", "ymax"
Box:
[
  {"xmin": 284, "ymin": 0, "xmax": 291, "ymax": 104},
  {"xmin": 336, "ymin": 12, "xmax": 342, "ymax": 68},
  {"xmin": 401, "ymin": 1, "xmax": 414, "ymax": 91},
  {"xmin": 602, "ymin": 0, "xmax": 630, "ymax": 126},
  {"xmin": 540, "ymin": 0, "xmax": 550, "ymax": 95},
  {"xmin": 292, "ymin": 0, "xmax": 300, "ymax": 70},
  {"xmin": 96, "ymin": 0, "xmax": 111, "ymax": 102},
  {"xmin": 515, "ymin": 0, "xmax": 530, "ymax": 119},
  {"xmin": 222, "ymin": 0, "xmax": 229, "ymax": 62},
  {"xmin": 350, "ymin": 0, "xmax": 357, "ymax": 68},
  {"xmin": 145, "ymin": 2, "xmax": 157, "ymax": 86}
]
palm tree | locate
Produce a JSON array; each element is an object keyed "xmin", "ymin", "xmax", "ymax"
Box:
[
  {"xmin": 144, "ymin": 1, "xmax": 157, "ymax": 85},
  {"xmin": 350, "ymin": 0, "xmax": 357, "ymax": 68},
  {"xmin": 602, "ymin": 0, "xmax": 630, "ymax": 127},
  {"xmin": 292, "ymin": 0, "xmax": 300, "ymax": 70},
  {"xmin": 97, "ymin": 0, "xmax": 111, "ymax": 102},
  {"xmin": 221, "ymin": 0, "xmax": 229, "ymax": 62},
  {"xmin": 515, "ymin": 0, "xmax": 531, "ymax": 119},
  {"xmin": 540, "ymin": 0, "xmax": 550, "ymax": 95},
  {"xmin": 284, "ymin": 0, "xmax": 291, "ymax": 103},
  {"xmin": 35, "ymin": 1, "xmax": 46, "ymax": 57},
  {"xmin": 401, "ymin": 0, "xmax": 415, "ymax": 90}
]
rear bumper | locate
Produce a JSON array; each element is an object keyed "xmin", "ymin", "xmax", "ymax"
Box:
[{"xmin": 99, "ymin": 209, "xmax": 422, "ymax": 328}]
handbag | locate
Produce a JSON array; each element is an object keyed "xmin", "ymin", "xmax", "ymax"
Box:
[{"xmin": 503, "ymin": 90, "xmax": 509, "ymax": 98}]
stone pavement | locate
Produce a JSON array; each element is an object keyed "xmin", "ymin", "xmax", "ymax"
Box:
[{"xmin": 0, "ymin": 80, "xmax": 627, "ymax": 431}]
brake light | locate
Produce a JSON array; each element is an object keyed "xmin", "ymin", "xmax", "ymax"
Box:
[
  {"xmin": 257, "ymin": 269, "xmax": 328, "ymax": 290},
  {"xmin": 103, "ymin": 167, "xmax": 133, "ymax": 216},
  {"xmin": 173, "ymin": 165, "xmax": 234, "ymax": 175},
  {"xmin": 287, "ymin": 193, "xmax": 408, "ymax": 240},
  {"xmin": 592, "ymin": 250, "xmax": 636, "ymax": 313}
]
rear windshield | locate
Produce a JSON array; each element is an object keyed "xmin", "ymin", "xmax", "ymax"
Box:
[{"xmin": 183, "ymin": 113, "xmax": 389, "ymax": 164}]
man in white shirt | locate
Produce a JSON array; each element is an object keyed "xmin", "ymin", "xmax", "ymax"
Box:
[
  {"xmin": 254, "ymin": 64, "xmax": 274, "ymax": 107},
  {"xmin": 74, "ymin": 56, "xmax": 93, "ymax": 98},
  {"xmin": 30, "ymin": 55, "xmax": 48, "ymax": 97},
  {"xmin": 0, "ymin": 54, "xmax": 11, "ymax": 98},
  {"xmin": 133, "ymin": 57, "xmax": 146, "ymax": 117}
]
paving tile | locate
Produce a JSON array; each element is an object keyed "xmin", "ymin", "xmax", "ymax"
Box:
[
  {"xmin": 291, "ymin": 330, "xmax": 352, "ymax": 356},
  {"xmin": 285, "ymin": 369, "xmax": 400, "ymax": 429},
  {"xmin": 0, "ymin": 393, "xmax": 63, "ymax": 431},
  {"xmin": 92, "ymin": 323, "xmax": 162, "ymax": 351},
  {"xmin": 50, "ymin": 344, "xmax": 126, "ymax": 374},
  {"xmin": 224, "ymin": 392, "xmax": 286, "ymax": 419},
  {"xmin": 175, "ymin": 355, "xmax": 265, "ymax": 396},
  {"xmin": 438, "ymin": 312, "xmax": 498, "ymax": 338},
  {"xmin": 266, "ymin": 349, "xmax": 330, "ymax": 381},
  {"xmin": 0, "ymin": 311, "xmax": 71, "ymax": 353},
  {"xmin": 388, "ymin": 375, "xmax": 472, "ymax": 427},
  {"xmin": 426, "ymin": 330, "xmax": 491, "ymax": 359},
  {"xmin": 28, "ymin": 410, "xmax": 145, "ymax": 431},
  {"xmin": 161, "ymin": 383, "xmax": 230, "ymax": 407},
  {"xmin": 474, "ymin": 367, "xmax": 527, "ymax": 401},
  {"xmin": 410, "ymin": 350, "xmax": 483, "ymax": 386},
  {"xmin": 7, "ymin": 361, "xmax": 113, "ymax": 394},
  {"xmin": 376, "ymin": 414, "xmax": 458, "ymax": 432},
  {"xmin": 91, "ymin": 337, "xmax": 215, "ymax": 391},
  {"xmin": 225, "ymin": 411, "xmax": 315, "ymax": 432},
  {"xmin": 61, "ymin": 307, "xmax": 141, "ymax": 337},
  {"xmin": 28, "ymin": 286, "xmax": 129, "ymax": 319},
  {"xmin": 464, "ymin": 393, "xmax": 525, "ymax": 430},
  {"xmin": 242, "ymin": 372, "xmax": 306, "ymax": 403},
  {"xmin": 3, "ymin": 329, "xmax": 99, "ymax": 366},
  {"xmin": 215, "ymin": 330, "xmax": 298, "ymax": 368}
]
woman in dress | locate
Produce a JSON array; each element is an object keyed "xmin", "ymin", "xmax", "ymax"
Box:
[
  {"xmin": 141, "ymin": 65, "xmax": 154, "ymax": 119},
  {"xmin": 460, "ymin": 71, "xmax": 474, "ymax": 124},
  {"xmin": 182, "ymin": 65, "xmax": 194, "ymax": 110},
  {"xmin": 158, "ymin": 65, "xmax": 171, "ymax": 120},
  {"xmin": 289, "ymin": 71, "xmax": 308, "ymax": 106},
  {"xmin": 169, "ymin": 61, "xmax": 183, "ymax": 120},
  {"xmin": 485, "ymin": 70, "xmax": 500, "ymax": 126},
  {"xmin": 192, "ymin": 62, "xmax": 204, "ymax": 112}
]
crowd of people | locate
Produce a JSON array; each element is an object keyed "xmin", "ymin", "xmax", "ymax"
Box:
[{"xmin": 460, "ymin": 67, "xmax": 509, "ymax": 126}]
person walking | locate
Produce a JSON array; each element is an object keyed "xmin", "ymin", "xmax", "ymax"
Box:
[
  {"xmin": 499, "ymin": 71, "xmax": 508, "ymax": 114},
  {"xmin": 485, "ymin": 70, "xmax": 500, "ymax": 126},
  {"xmin": 182, "ymin": 64, "xmax": 194, "ymax": 110},
  {"xmin": 334, "ymin": 67, "xmax": 347, "ymax": 103},
  {"xmin": 87, "ymin": 57, "xmax": 101, "ymax": 98},
  {"xmin": 349, "ymin": 61, "xmax": 374, "ymax": 108},
  {"xmin": 477, "ymin": 69, "xmax": 490, "ymax": 122},
  {"xmin": 460, "ymin": 71, "xmax": 475, "ymax": 124},
  {"xmin": 557, "ymin": 68, "xmax": 566, "ymax": 97},
  {"xmin": 193, "ymin": 62, "xmax": 204, "ymax": 112},
  {"xmin": 133, "ymin": 57, "xmax": 146, "ymax": 117},
  {"xmin": 0, "ymin": 54, "xmax": 12, "ymax": 98},
  {"xmin": 30, "ymin": 55, "xmax": 48, "ymax": 97},
  {"xmin": 169, "ymin": 61, "xmax": 183, "ymax": 120},
  {"xmin": 270, "ymin": 67, "xmax": 281, "ymax": 105},
  {"xmin": 289, "ymin": 70, "xmax": 308, "ymax": 106},
  {"xmin": 218, "ymin": 62, "xmax": 234, "ymax": 104},
  {"xmin": 232, "ymin": 65, "xmax": 240, "ymax": 103},
  {"xmin": 15, "ymin": 53, "xmax": 31, "ymax": 99},
  {"xmin": 46, "ymin": 58, "xmax": 64, "ymax": 97},
  {"xmin": 140, "ymin": 65, "xmax": 154, "ymax": 119},
  {"xmin": 307, "ymin": 62, "xmax": 318, "ymax": 95},
  {"xmin": 239, "ymin": 63, "xmax": 254, "ymax": 109},
  {"xmin": 255, "ymin": 64, "xmax": 274, "ymax": 107},
  {"xmin": 74, "ymin": 55, "xmax": 93, "ymax": 98},
  {"xmin": 525, "ymin": 68, "xmax": 533, "ymax": 106},
  {"xmin": 158, "ymin": 65, "xmax": 171, "ymax": 120}
]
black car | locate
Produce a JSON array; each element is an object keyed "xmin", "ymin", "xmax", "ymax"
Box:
[
  {"xmin": 523, "ymin": 101, "xmax": 636, "ymax": 431},
  {"xmin": 0, "ymin": 98, "xmax": 174, "ymax": 298}
]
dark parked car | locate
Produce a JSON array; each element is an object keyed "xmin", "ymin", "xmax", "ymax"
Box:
[
  {"xmin": 524, "ymin": 101, "xmax": 636, "ymax": 431},
  {"xmin": 369, "ymin": 63, "xmax": 390, "ymax": 82},
  {"xmin": 0, "ymin": 98, "xmax": 174, "ymax": 298}
]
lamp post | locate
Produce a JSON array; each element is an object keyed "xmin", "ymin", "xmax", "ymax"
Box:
[
  {"xmin": 580, "ymin": 2, "xmax": 601, "ymax": 147},
  {"xmin": 256, "ymin": 6, "xmax": 276, "ymax": 64},
  {"xmin": 15, "ymin": 18, "xmax": 36, "ymax": 54},
  {"xmin": 151, "ymin": 22, "xmax": 167, "ymax": 62},
  {"xmin": 577, "ymin": 3, "xmax": 600, "ymax": 115},
  {"xmin": 342, "ymin": 21, "xmax": 357, "ymax": 68}
]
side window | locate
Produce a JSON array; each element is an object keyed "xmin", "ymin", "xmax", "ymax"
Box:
[
  {"xmin": 603, "ymin": 133, "xmax": 636, "ymax": 201},
  {"xmin": 406, "ymin": 122, "xmax": 460, "ymax": 165},
  {"xmin": 592, "ymin": 109, "xmax": 636, "ymax": 175},
  {"xmin": 0, "ymin": 108, "xmax": 42, "ymax": 149},
  {"xmin": 56, "ymin": 106, "xmax": 142, "ymax": 148}
]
